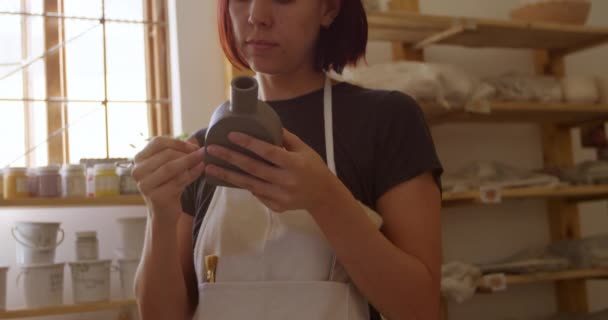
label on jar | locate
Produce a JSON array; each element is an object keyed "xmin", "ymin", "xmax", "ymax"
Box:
[{"xmin": 16, "ymin": 177, "xmax": 29, "ymax": 193}]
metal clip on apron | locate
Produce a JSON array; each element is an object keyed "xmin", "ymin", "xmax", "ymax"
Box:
[{"xmin": 193, "ymin": 77, "xmax": 381, "ymax": 320}]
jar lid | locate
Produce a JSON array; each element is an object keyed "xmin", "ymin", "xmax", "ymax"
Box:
[
  {"xmin": 61, "ymin": 164, "xmax": 85, "ymax": 173},
  {"xmin": 3, "ymin": 167, "xmax": 27, "ymax": 175},
  {"xmin": 94, "ymin": 163, "xmax": 117, "ymax": 173},
  {"xmin": 76, "ymin": 231, "xmax": 97, "ymax": 238},
  {"xmin": 36, "ymin": 166, "xmax": 60, "ymax": 174},
  {"xmin": 116, "ymin": 166, "xmax": 132, "ymax": 176}
]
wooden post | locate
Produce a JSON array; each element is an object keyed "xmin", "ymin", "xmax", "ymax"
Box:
[
  {"xmin": 538, "ymin": 53, "xmax": 589, "ymax": 313},
  {"xmin": 389, "ymin": 0, "xmax": 424, "ymax": 61},
  {"xmin": 43, "ymin": 0, "xmax": 69, "ymax": 165},
  {"xmin": 144, "ymin": 0, "xmax": 172, "ymax": 137}
]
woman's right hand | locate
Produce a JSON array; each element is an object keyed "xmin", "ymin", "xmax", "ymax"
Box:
[{"xmin": 132, "ymin": 136, "xmax": 205, "ymax": 225}]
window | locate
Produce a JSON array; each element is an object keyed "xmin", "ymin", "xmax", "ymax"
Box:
[{"xmin": 0, "ymin": 0, "xmax": 171, "ymax": 168}]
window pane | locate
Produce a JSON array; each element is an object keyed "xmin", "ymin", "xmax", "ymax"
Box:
[
  {"xmin": 106, "ymin": 22, "xmax": 147, "ymax": 101},
  {"xmin": 0, "ymin": 69, "xmax": 23, "ymax": 99},
  {"xmin": 26, "ymin": 15, "xmax": 45, "ymax": 64},
  {"xmin": 108, "ymin": 103, "xmax": 149, "ymax": 158},
  {"xmin": 0, "ymin": 15, "xmax": 22, "ymax": 66},
  {"xmin": 105, "ymin": 0, "xmax": 144, "ymax": 21},
  {"xmin": 28, "ymin": 102, "xmax": 48, "ymax": 166},
  {"xmin": 67, "ymin": 103, "xmax": 107, "ymax": 162},
  {"xmin": 0, "ymin": 1, "xmax": 20, "ymax": 12},
  {"xmin": 64, "ymin": 20, "xmax": 104, "ymax": 100},
  {"xmin": 64, "ymin": 0, "xmax": 101, "ymax": 19},
  {"xmin": 0, "ymin": 102, "xmax": 26, "ymax": 167}
]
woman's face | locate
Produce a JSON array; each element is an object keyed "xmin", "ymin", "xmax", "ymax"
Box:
[{"xmin": 228, "ymin": 0, "xmax": 337, "ymax": 75}]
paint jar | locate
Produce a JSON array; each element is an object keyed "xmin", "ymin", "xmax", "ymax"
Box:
[
  {"xmin": 86, "ymin": 167, "xmax": 95, "ymax": 198},
  {"xmin": 117, "ymin": 166, "xmax": 138, "ymax": 195},
  {"xmin": 27, "ymin": 168, "xmax": 38, "ymax": 197},
  {"xmin": 4, "ymin": 167, "xmax": 30, "ymax": 199},
  {"xmin": 94, "ymin": 164, "xmax": 119, "ymax": 197},
  {"xmin": 36, "ymin": 166, "xmax": 61, "ymax": 198},
  {"xmin": 0, "ymin": 171, "xmax": 3, "ymax": 199},
  {"xmin": 60, "ymin": 164, "xmax": 86, "ymax": 198},
  {"xmin": 75, "ymin": 231, "xmax": 99, "ymax": 261}
]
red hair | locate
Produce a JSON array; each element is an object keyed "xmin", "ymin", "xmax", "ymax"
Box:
[{"xmin": 217, "ymin": 0, "xmax": 368, "ymax": 74}]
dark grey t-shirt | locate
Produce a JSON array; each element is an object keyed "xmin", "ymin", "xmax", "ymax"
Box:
[{"xmin": 181, "ymin": 82, "xmax": 443, "ymax": 320}]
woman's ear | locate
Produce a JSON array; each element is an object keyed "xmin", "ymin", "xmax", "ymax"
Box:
[{"xmin": 321, "ymin": 0, "xmax": 340, "ymax": 28}]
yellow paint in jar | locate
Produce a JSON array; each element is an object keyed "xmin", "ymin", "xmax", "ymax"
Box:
[
  {"xmin": 4, "ymin": 167, "xmax": 30, "ymax": 199},
  {"xmin": 94, "ymin": 164, "xmax": 120, "ymax": 197}
]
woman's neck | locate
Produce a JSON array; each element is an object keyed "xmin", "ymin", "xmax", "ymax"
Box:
[{"xmin": 257, "ymin": 69, "xmax": 325, "ymax": 102}]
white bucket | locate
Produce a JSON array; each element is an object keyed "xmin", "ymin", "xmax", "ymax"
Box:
[
  {"xmin": 0, "ymin": 267, "xmax": 7, "ymax": 311},
  {"xmin": 12, "ymin": 222, "xmax": 64, "ymax": 265},
  {"xmin": 69, "ymin": 260, "xmax": 111, "ymax": 304},
  {"xmin": 117, "ymin": 259, "xmax": 140, "ymax": 299},
  {"xmin": 117, "ymin": 217, "xmax": 146, "ymax": 259},
  {"xmin": 18, "ymin": 263, "xmax": 64, "ymax": 308}
]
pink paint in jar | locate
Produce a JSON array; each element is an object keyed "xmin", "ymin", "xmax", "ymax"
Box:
[{"xmin": 36, "ymin": 166, "xmax": 61, "ymax": 198}]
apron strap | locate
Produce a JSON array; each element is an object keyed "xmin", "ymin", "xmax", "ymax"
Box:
[
  {"xmin": 323, "ymin": 76, "xmax": 339, "ymax": 281},
  {"xmin": 323, "ymin": 76, "xmax": 336, "ymax": 176}
]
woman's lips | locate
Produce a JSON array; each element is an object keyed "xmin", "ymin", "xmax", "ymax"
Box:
[{"xmin": 246, "ymin": 40, "xmax": 278, "ymax": 53}]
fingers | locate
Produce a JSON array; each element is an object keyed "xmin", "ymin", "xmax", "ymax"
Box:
[
  {"xmin": 148, "ymin": 161, "xmax": 206, "ymax": 199},
  {"xmin": 227, "ymin": 132, "xmax": 290, "ymax": 168},
  {"xmin": 206, "ymin": 145, "xmax": 286, "ymax": 184},
  {"xmin": 135, "ymin": 136, "xmax": 199, "ymax": 162},
  {"xmin": 281, "ymin": 128, "xmax": 304, "ymax": 151},
  {"xmin": 138, "ymin": 149, "xmax": 205, "ymax": 194},
  {"xmin": 132, "ymin": 148, "xmax": 192, "ymax": 181}
]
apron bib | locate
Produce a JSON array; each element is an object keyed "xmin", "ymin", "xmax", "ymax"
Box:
[{"xmin": 193, "ymin": 77, "xmax": 380, "ymax": 320}]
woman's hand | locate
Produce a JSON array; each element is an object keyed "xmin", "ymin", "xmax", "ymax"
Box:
[
  {"xmin": 132, "ymin": 136, "xmax": 206, "ymax": 224},
  {"xmin": 205, "ymin": 128, "xmax": 337, "ymax": 213}
]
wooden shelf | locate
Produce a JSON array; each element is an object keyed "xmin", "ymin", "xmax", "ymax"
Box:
[
  {"xmin": 0, "ymin": 195, "xmax": 144, "ymax": 208},
  {"xmin": 506, "ymin": 268, "xmax": 608, "ymax": 285},
  {"xmin": 443, "ymin": 185, "xmax": 608, "ymax": 205},
  {"xmin": 0, "ymin": 300, "xmax": 136, "ymax": 319},
  {"xmin": 368, "ymin": 11, "xmax": 608, "ymax": 54},
  {"xmin": 423, "ymin": 102, "xmax": 608, "ymax": 127}
]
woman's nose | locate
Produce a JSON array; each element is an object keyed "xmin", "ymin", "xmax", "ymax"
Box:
[{"xmin": 248, "ymin": 0, "xmax": 273, "ymax": 28}]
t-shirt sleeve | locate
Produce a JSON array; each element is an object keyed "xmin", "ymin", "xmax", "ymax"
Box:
[
  {"xmin": 372, "ymin": 92, "xmax": 443, "ymax": 202},
  {"xmin": 180, "ymin": 127, "xmax": 207, "ymax": 216}
]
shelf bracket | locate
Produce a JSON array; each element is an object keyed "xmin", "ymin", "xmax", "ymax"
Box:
[{"xmin": 413, "ymin": 19, "xmax": 477, "ymax": 50}]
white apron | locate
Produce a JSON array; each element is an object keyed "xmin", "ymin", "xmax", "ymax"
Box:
[{"xmin": 193, "ymin": 77, "xmax": 382, "ymax": 320}]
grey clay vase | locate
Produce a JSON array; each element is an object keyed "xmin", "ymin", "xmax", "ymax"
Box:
[{"xmin": 204, "ymin": 76, "xmax": 283, "ymax": 188}]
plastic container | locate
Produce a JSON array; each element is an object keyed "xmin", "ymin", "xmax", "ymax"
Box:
[
  {"xmin": 18, "ymin": 262, "xmax": 65, "ymax": 308},
  {"xmin": 0, "ymin": 266, "xmax": 7, "ymax": 311},
  {"xmin": 117, "ymin": 259, "xmax": 140, "ymax": 299},
  {"xmin": 69, "ymin": 260, "xmax": 111, "ymax": 304},
  {"xmin": 27, "ymin": 168, "xmax": 38, "ymax": 197},
  {"xmin": 116, "ymin": 217, "xmax": 147, "ymax": 259},
  {"xmin": 75, "ymin": 231, "xmax": 99, "ymax": 261},
  {"xmin": 94, "ymin": 164, "xmax": 119, "ymax": 197},
  {"xmin": 36, "ymin": 166, "xmax": 61, "ymax": 198},
  {"xmin": 61, "ymin": 164, "xmax": 86, "ymax": 198},
  {"xmin": 3, "ymin": 167, "xmax": 30, "ymax": 199},
  {"xmin": 12, "ymin": 222, "xmax": 65, "ymax": 265},
  {"xmin": 117, "ymin": 166, "xmax": 138, "ymax": 195},
  {"xmin": 86, "ymin": 167, "xmax": 95, "ymax": 198}
]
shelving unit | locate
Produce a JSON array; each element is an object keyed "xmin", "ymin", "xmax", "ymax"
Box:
[
  {"xmin": 443, "ymin": 185, "xmax": 608, "ymax": 206},
  {"xmin": 379, "ymin": 0, "xmax": 608, "ymax": 318},
  {"xmin": 0, "ymin": 300, "xmax": 136, "ymax": 319},
  {"xmin": 422, "ymin": 101, "xmax": 608, "ymax": 127},
  {"xmin": 0, "ymin": 195, "xmax": 144, "ymax": 208}
]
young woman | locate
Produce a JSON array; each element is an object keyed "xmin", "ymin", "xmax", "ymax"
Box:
[{"xmin": 133, "ymin": 0, "xmax": 443, "ymax": 319}]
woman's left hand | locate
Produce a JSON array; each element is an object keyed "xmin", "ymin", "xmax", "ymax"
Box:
[{"xmin": 205, "ymin": 128, "xmax": 337, "ymax": 213}]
